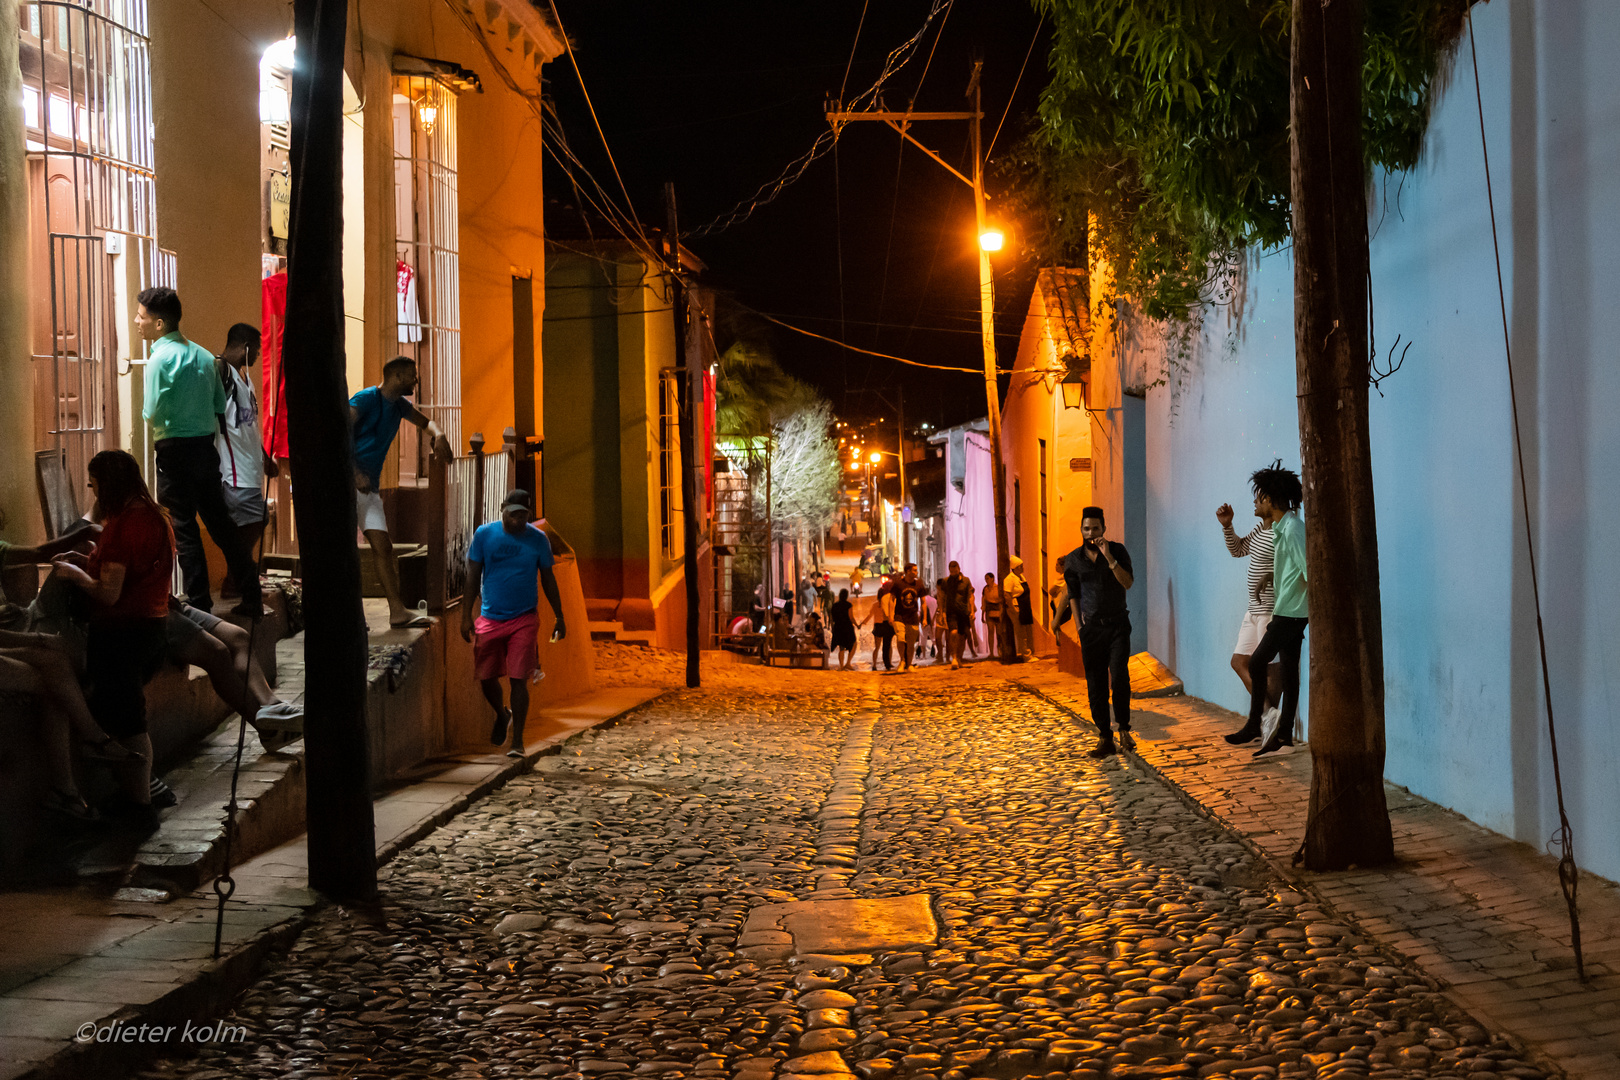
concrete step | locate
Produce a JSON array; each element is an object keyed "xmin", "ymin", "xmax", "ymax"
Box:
[{"xmin": 587, "ymin": 620, "xmax": 656, "ymax": 646}]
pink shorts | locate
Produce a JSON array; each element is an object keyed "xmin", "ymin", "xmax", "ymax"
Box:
[{"xmin": 474, "ymin": 611, "xmax": 539, "ymax": 681}]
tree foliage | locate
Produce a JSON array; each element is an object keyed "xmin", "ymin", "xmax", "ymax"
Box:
[
  {"xmin": 759, "ymin": 400, "xmax": 841, "ymax": 538},
  {"xmin": 1010, "ymin": 0, "xmax": 1472, "ymax": 321}
]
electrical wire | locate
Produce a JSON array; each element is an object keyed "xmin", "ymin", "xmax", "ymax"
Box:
[
  {"xmin": 548, "ymin": 3, "xmax": 653, "ymax": 251},
  {"xmin": 750, "ymin": 308, "xmax": 1047, "ymax": 375},
  {"xmin": 1466, "ymin": 8, "xmax": 1584, "ymax": 982},
  {"xmin": 688, "ymin": 0, "xmax": 953, "ymax": 237},
  {"xmin": 839, "ymin": 0, "xmax": 871, "ymax": 102},
  {"xmin": 986, "ymin": 15, "xmax": 1043, "ymax": 163}
]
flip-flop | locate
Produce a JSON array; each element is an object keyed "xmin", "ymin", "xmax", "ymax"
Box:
[{"xmin": 390, "ymin": 614, "xmax": 433, "ymax": 628}]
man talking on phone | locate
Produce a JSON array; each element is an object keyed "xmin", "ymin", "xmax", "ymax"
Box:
[
  {"xmin": 460, "ymin": 490, "xmax": 567, "ymax": 758},
  {"xmin": 1063, "ymin": 506, "xmax": 1136, "ymax": 758}
]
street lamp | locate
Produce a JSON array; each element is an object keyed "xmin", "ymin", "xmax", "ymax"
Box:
[{"xmin": 978, "ymin": 228, "xmax": 1005, "ymax": 252}]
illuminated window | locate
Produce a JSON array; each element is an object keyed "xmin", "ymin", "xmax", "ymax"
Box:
[{"xmin": 392, "ymin": 74, "xmax": 462, "ymax": 480}]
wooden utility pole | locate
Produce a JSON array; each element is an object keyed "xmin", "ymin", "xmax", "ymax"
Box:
[
  {"xmin": 1290, "ymin": 0, "xmax": 1393, "ymax": 869},
  {"xmin": 286, "ymin": 0, "xmax": 376, "ymax": 902},
  {"xmin": 827, "ymin": 60, "xmax": 1017, "ymax": 661},
  {"xmin": 665, "ymin": 183, "xmax": 701, "ymax": 688}
]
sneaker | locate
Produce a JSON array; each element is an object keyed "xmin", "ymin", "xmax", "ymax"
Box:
[
  {"xmin": 505, "ymin": 748, "xmax": 525, "ymax": 760},
  {"xmin": 256, "ymin": 728, "xmax": 297, "ymax": 753},
  {"xmin": 1224, "ymin": 724, "xmax": 1261, "ymax": 745},
  {"xmin": 1087, "ymin": 741, "xmax": 1117, "ymax": 759},
  {"xmin": 1118, "ymin": 731, "xmax": 1137, "ymax": 753},
  {"xmin": 148, "ymin": 777, "xmax": 178, "ymax": 809},
  {"xmin": 257, "ymin": 700, "xmax": 305, "ymax": 725}
]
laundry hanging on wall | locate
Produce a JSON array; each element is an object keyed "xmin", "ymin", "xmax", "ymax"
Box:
[
  {"xmin": 397, "ymin": 258, "xmax": 423, "ymax": 343},
  {"xmin": 260, "ymin": 270, "xmax": 289, "ymax": 458}
]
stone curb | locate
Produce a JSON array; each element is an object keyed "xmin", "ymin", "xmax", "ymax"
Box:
[
  {"xmin": 13, "ymin": 688, "xmax": 670, "ymax": 1080},
  {"xmin": 1009, "ymin": 677, "xmax": 1572, "ymax": 1080}
]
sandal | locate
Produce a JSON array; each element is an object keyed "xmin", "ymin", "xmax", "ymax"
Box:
[
  {"xmin": 78, "ymin": 737, "xmax": 139, "ymax": 763},
  {"xmin": 44, "ymin": 789, "xmax": 99, "ymax": 821}
]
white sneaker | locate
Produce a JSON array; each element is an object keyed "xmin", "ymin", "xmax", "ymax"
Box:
[
  {"xmin": 257, "ymin": 700, "xmax": 305, "ymax": 731},
  {"xmin": 1260, "ymin": 706, "xmax": 1281, "ymax": 745}
]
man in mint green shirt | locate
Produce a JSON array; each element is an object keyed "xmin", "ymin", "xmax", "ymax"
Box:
[
  {"xmin": 136, "ymin": 287, "xmax": 262, "ymax": 617},
  {"xmin": 1225, "ymin": 461, "xmax": 1308, "ymax": 757}
]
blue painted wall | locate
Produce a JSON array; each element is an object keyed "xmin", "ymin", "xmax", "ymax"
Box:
[{"xmin": 1141, "ymin": 0, "xmax": 1620, "ymax": 880}]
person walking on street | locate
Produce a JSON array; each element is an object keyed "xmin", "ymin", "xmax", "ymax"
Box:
[
  {"xmin": 870, "ymin": 579, "xmax": 895, "ymax": 671},
  {"xmin": 352, "ymin": 356, "xmax": 453, "ymax": 628},
  {"xmin": 214, "ymin": 323, "xmax": 278, "ymax": 599},
  {"xmin": 943, "ymin": 561, "xmax": 974, "ymax": 669},
  {"xmin": 1227, "ymin": 465, "xmax": 1308, "ymax": 757},
  {"xmin": 1064, "ymin": 507, "xmax": 1136, "ymax": 757},
  {"xmin": 136, "ymin": 288, "xmax": 263, "ymax": 617},
  {"xmin": 460, "ymin": 490, "xmax": 567, "ymax": 759},
  {"xmin": 829, "ymin": 588, "xmax": 864, "ymax": 670},
  {"xmin": 1004, "ymin": 556, "xmax": 1035, "ymax": 656},
  {"xmin": 981, "ymin": 572, "xmax": 1002, "ymax": 656},
  {"xmin": 1217, "ymin": 483, "xmax": 1281, "ymax": 731},
  {"xmin": 891, "ymin": 564, "xmax": 922, "ymax": 672}
]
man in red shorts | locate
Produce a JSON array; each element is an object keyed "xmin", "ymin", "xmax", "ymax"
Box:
[{"xmin": 459, "ymin": 490, "xmax": 567, "ymax": 757}]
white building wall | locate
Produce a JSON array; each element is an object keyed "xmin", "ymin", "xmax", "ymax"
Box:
[{"xmin": 1141, "ymin": 0, "xmax": 1620, "ymax": 880}]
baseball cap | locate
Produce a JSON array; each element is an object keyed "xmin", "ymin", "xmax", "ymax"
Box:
[{"xmin": 502, "ymin": 489, "xmax": 534, "ymax": 516}]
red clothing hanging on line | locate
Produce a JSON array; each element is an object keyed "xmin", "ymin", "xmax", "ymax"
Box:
[{"xmin": 261, "ymin": 271, "xmax": 289, "ymax": 458}]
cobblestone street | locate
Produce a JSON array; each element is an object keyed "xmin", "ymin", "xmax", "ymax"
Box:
[{"xmin": 133, "ymin": 669, "xmax": 1549, "ymax": 1080}]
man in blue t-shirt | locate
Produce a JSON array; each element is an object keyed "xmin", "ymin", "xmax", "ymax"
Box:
[
  {"xmin": 350, "ymin": 356, "xmax": 451, "ymax": 628},
  {"xmin": 460, "ymin": 489, "xmax": 567, "ymax": 758}
]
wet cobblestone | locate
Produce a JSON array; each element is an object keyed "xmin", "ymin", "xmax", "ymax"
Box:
[{"xmin": 133, "ymin": 674, "xmax": 1550, "ymax": 1080}]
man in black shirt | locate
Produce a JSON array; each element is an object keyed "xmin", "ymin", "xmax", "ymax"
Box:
[{"xmin": 1063, "ymin": 506, "xmax": 1136, "ymax": 757}]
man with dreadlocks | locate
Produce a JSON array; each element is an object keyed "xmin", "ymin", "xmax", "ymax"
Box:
[{"xmin": 1225, "ymin": 462, "xmax": 1308, "ymax": 757}]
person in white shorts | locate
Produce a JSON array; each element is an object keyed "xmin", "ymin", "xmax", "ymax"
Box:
[{"xmin": 1217, "ymin": 497, "xmax": 1280, "ymax": 727}]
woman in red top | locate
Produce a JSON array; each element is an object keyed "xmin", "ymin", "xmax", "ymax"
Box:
[{"xmin": 51, "ymin": 450, "xmax": 175, "ymax": 828}]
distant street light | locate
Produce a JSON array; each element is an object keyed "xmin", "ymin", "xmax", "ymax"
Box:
[{"xmin": 869, "ymin": 451, "xmax": 882, "ymax": 464}]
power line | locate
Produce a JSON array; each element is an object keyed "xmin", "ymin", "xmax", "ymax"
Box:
[
  {"xmin": 987, "ymin": 16, "xmax": 1043, "ymax": 163},
  {"xmin": 688, "ymin": 0, "xmax": 953, "ymax": 237},
  {"xmin": 751, "ymin": 309, "xmax": 1036, "ymax": 375},
  {"xmin": 838, "ymin": 0, "xmax": 872, "ymax": 102},
  {"xmin": 549, "ymin": 3, "xmax": 652, "ymax": 251}
]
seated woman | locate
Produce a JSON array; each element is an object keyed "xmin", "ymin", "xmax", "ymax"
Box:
[
  {"xmin": 0, "ymin": 514, "xmax": 134, "ymax": 820},
  {"xmin": 50, "ymin": 450, "xmax": 176, "ymax": 831},
  {"xmin": 802, "ymin": 609, "xmax": 827, "ymax": 650}
]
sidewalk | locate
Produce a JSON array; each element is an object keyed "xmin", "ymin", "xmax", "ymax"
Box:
[
  {"xmin": 0, "ymin": 686, "xmax": 663, "ymax": 1080},
  {"xmin": 1008, "ymin": 659, "xmax": 1620, "ymax": 1080}
]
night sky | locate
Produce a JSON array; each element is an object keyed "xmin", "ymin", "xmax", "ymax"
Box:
[{"xmin": 544, "ymin": 1, "xmax": 1049, "ymax": 431}]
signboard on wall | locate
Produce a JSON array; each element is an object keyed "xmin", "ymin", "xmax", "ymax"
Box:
[{"xmin": 269, "ymin": 174, "xmax": 291, "ymax": 239}]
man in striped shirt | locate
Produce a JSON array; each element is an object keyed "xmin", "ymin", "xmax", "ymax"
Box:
[{"xmin": 1217, "ymin": 488, "xmax": 1281, "ymax": 740}]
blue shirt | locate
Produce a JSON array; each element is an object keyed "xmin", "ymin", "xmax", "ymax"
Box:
[
  {"xmin": 468, "ymin": 520, "xmax": 555, "ymax": 620},
  {"xmin": 143, "ymin": 332, "xmax": 227, "ymax": 441},
  {"xmin": 350, "ymin": 386, "xmax": 412, "ymax": 488}
]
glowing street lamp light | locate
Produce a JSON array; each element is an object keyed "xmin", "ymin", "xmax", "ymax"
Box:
[
  {"xmin": 978, "ymin": 228, "xmax": 1004, "ymax": 252},
  {"xmin": 869, "ymin": 451, "xmax": 882, "ymax": 464}
]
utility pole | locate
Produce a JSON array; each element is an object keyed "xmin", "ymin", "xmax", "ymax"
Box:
[
  {"xmin": 664, "ymin": 183, "xmax": 701, "ymax": 689},
  {"xmin": 286, "ymin": 0, "xmax": 376, "ymax": 903},
  {"xmin": 827, "ymin": 59, "xmax": 1016, "ymax": 661}
]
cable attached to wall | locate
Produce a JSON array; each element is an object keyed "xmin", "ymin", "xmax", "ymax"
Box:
[{"xmin": 1466, "ymin": 9, "xmax": 1584, "ymax": 982}]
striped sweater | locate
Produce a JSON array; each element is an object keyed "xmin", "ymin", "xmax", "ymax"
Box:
[{"xmin": 1225, "ymin": 522, "xmax": 1276, "ymax": 615}]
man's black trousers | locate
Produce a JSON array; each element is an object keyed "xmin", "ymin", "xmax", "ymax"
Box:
[
  {"xmin": 1080, "ymin": 616, "xmax": 1132, "ymax": 738},
  {"xmin": 1247, "ymin": 614, "xmax": 1307, "ymax": 736},
  {"xmin": 155, "ymin": 436, "xmax": 261, "ymax": 612}
]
